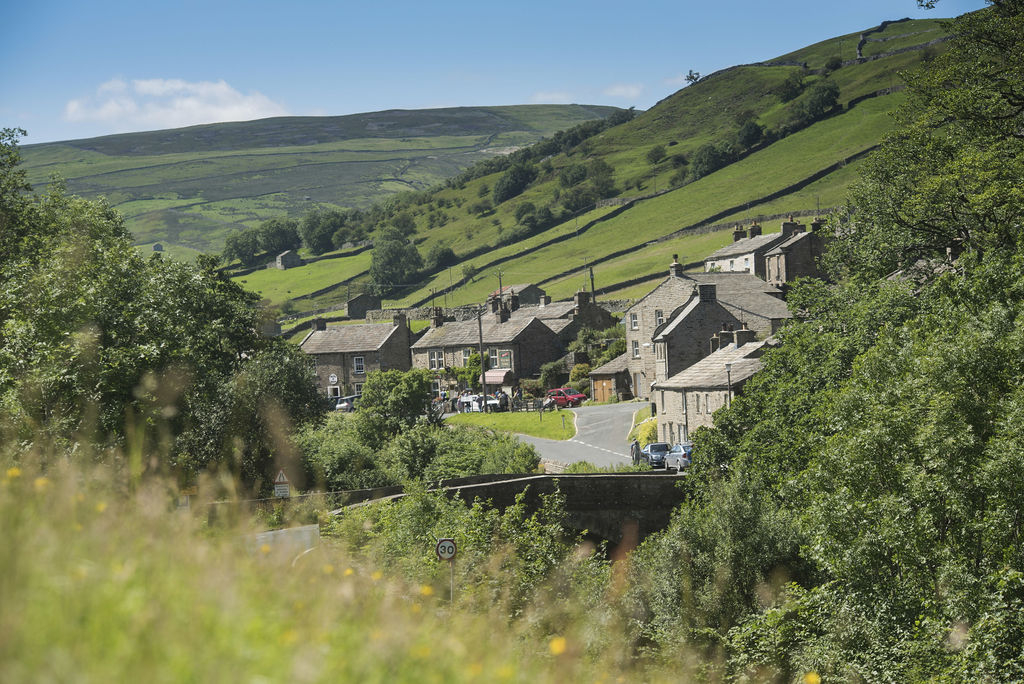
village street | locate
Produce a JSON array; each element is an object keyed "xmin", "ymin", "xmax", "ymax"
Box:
[{"xmin": 515, "ymin": 401, "xmax": 643, "ymax": 469}]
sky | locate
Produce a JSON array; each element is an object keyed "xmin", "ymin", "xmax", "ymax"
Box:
[{"xmin": 2, "ymin": 0, "xmax": 989, "ymax": 145}]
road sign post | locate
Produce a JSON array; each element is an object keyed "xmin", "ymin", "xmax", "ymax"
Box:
[
  {"xmin": 436, "ymin": 538, "xmax": 457, "ymax": 602},
  {"xmin": 273, "ymin": 470, "xmax": 290, "ymax": 498}
]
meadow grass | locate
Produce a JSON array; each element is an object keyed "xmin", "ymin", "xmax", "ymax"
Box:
[
  {"xmin": 445, "ymin": 409, "xmax": 578, "ymax": 440},
  {"xmin": 234, "ymin": 252, "xmax": 372, "ymax": 304}
]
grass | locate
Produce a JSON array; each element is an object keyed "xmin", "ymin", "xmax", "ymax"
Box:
[
  {"xmin": 445, "ymin": 409, "xmax": 578, "ymax": 440},
  {"xmin": 234, "ymin": 251, "xmax": 373, "ymax": 304}
]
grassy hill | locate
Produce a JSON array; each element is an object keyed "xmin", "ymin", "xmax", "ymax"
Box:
[
  {"xmin": 229, "ymin": 17, "xmax": 950, "ymax": 318},
  {"xmin": 18, "ymin": 105, "xmax": 620, "ymax": 254}
]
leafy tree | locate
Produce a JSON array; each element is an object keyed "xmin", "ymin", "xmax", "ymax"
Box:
[
  {"xmin": 539, "ymin": 360, "xmax": 568, "ymax": 389},
  {"xmin": 688, "ymin": 141, "xmax": 735, "ymax": 180},
  {"xmin": 736, "ymin": 120, "xmax": 764, "ymax": 149},
  {"xmin": 685, "ymin": 69, "xmax": 702, "ymax": 85},
  {"xmin": 558, "ymin": 164, "xmax": 588, "ymax": 188},
  {"xmin": 514, "ymin": 201, "xmax": 536, "ymax": 224},
  {"xmin": 223, "ymin": 229, "xmax": 261, "ymax": 266},
  {"xmin": 257, "ymin": 217, "xmax": 301, "ymax": 256},
  {"xmin": 561, "ymin": 185, "xmax": 596, "ymax": 213},
  {"xmin": 368, "ymin": 230, "xmax": 423, "ymax": 295},
  {"xmin": 646, "ymin": 145, "xmax": 667, "ymax": 165},
  {"xmin": 492, "ymin": 163, "xmax": 536, "ymax": 204},
  {"xmin": 775, "ymin": 70, "xmax": 805, "ymax": 102},
  {"xmin": 587, "ymin": 158, "xmax": 616, "ymax": 198},
  {"xmin": 454, "ymin": 352, "xmax": 486, "ymax": 393},
  {"xmin": 424, "ymin": 243, "xmax": 457, "ymax": 272},
  {"xmin": 300, "ymin": 208, "xmax": 345, "ymax": 255},
  {"xmin": 824, "ymin": 54, "xmax": 843, "ymax": 72},
  {"xmin": 352, "ymin": 368, "xmax": 435, "ymax": 448}
]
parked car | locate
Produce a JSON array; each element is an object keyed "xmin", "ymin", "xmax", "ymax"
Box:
[
  {"xmin": 640, "ymin": 441, "xmax": 670, "ymax": 468},
  {"xmin": 668, "ymin": 442, "xmax": 693, "ymax": 471},
  {"xmin": 545, "ymin": 387, "xmax": 586, "ymax": 408},
  {"xmin": 335, "ymin": 394, "xmax": 361, "ymax": 412}
]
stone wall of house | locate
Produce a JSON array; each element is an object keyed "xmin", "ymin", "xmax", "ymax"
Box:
[
  {"xmin": 379, "ymin": 327, "xmax": 413, "ymax": 373},
  {"xmin": 656, "ymin": 300, "xmax": 743, "ymax": 384},
  {"xmin": 626, "ymin": 288, "xmax": 689, "ymax": 400}
]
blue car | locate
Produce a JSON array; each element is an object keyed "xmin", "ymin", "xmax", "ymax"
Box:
[{"xmin": 640, "ymin": 442, "xmax": 670, "ymax": 468}]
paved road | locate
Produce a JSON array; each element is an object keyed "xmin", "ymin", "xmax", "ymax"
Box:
[{"xmin": 516, "ymin": 402, "xmax": 644, "ymax": 468}]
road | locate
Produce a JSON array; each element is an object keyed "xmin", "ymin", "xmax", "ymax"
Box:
[{"xmin": 516, "ymin": 401, "xmax": 644, "ymax": 468}]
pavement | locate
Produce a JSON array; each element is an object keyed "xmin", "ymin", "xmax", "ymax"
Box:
[{"xmin": 515, "ymin": 401, "xmax": 644, "ymax": 469}]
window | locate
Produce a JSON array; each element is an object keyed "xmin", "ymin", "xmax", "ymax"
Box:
[
  {"xmin": 488, "ymin": 348, "xmax": 498, "ymax": 369},
  {"xmin": 428, "ymin": 350, "xmax": 442, "ymax": 370},
  {"xmin": 354, "ymin": 383, "xmax": 364, "ymax": 394},
  {"xmin": 462, "ymin": 348, "xmax": 472, "ymax": 365},
  {"xmin": 743, "ymin": 257, "xmax": 750, "ymax": 271},
  {"xmin": 729, "ymin": 259, "xmax": 735, "ymax": 270},
  {"xmin": 659, "ymin": 390, "xmax": 665, "ymax": 413},
  {"xmin": 353, "ymin": 356, "xmax": 364, "ymax": 374},
  {"xmin": 327, "ymin": 386, "xmax": 340, "ymax": 398},
  {"xmin": 656, "ymin": 342, "xmax": 665, "ymax": 360},
  {"xmin": 695, "ymin": 394, "xmax": 701, "ymax": 413},
  {"xmin": 705, "ymin": 393, "xmax": 710, "ymax": 412},
  {"xmin": 655, "ymin": 309, "xmax": 664, "ymax": 325},
  {"xmin": 632, "ymin": 340, "xmax": 640, "ymax": 358},
  {"xmin": 629, "ymin": 312, "xmax": 638, "ymax": 330}
]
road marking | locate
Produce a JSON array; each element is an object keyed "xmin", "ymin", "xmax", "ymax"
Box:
[{"xmin": 570, "ymin": 440, "xmax": 629, "ymax": 458}]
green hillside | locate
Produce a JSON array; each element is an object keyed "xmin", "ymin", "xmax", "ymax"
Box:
[
  {"xmin": 227, "ymin": 17, "xmax": 949, "ymax": 318},
  {"xmin": 18, "ymin": 105, "xmax": 620, "ymax": 253}
]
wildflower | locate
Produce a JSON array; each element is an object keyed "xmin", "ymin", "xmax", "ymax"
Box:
[
  {"xmin": 322, "ymin": 564, "xmax": 334, "ymax": 575},
  {"xmin": 419, "ymin": 584, "xmax": 434, "ymax": 596},
  {"xmin": 6, "ymin": 466, "xmax": 22, "ymax": 480},
  {"xmin": 549, "ymin": 636, "xmax": 567, "ymax": 656},
  {"xmin": 371, "ymin": 570, "xmax": 382, "ymax": 581},
  {"xmin": 34, "ymin": 476, "xmax": 50, "ymax": 492},
  {"xmin": 344, "ymin": 567, "xmax": 354, "ymax": 576},
  {"xmin": 96, "ymin": 501, "xmax": 107, "ymax": 513},
  {"xmin": 804, "ymin": 673, "xmax": 821, "ymax": 684},
  {"xmin": 260, "ymin": 544, "xmax": 271, "ymax": 554}
]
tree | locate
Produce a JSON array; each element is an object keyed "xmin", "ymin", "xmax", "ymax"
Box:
[
  {"xmin": 688, "ymin": 141, "xmax": 735, "ymax": 180},
  {"xmin": 587, "ymin": 158, "xmax": 616, "ymax": 198},
  {"xmin": 352, "ymin": 369, "xmax": 435, "ymax": 447},
  {"xmin": 300, "ymin": 208, "xmax": 345, "ymax": 255},
  {"xmin": 257, "ymin": 217, "xmax": 301, "ymax": 256},
  {"xmin": 514, "ymin": 201, "xmax": 536, "ymax": 224},
  {"xmin": 424, "ymin": 243, "xmax": 457, "ymax": 272},
  {"xmin": 685, "ymin": 69, "xmax": 702, "ymax": 85},
  {"xmin": 646, "ymin": 145, "xmax": 667, "ymax": 165},
  {"xmin": 369, "ymin": 233, "xmax": 423, "ymax": 296},
  {"xmin": 558, "ymin": 164, "xmax": 588, "ymax": 188},
  {"xmin": 223, "ymin": 229, "xmax": 261, "ymax": 266},
  {"xmin": 492, "ymin": 163, "xmax": 536, "ymax": 204},
  {"xmin": 775, "ymin": 70, "xmax": 805, "ymax": 102},
  {"xmin": 737, "ymin": 120, "xmax": 764, "ymax": 149}
]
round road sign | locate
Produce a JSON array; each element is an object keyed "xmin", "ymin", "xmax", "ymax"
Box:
[
  {"xmin": 435, "ymin": 538, "xmax": 457, "ymax": 561},
  {"xmin": 328, "ymin": 373, "xmax": 338, "ymax": 384}
]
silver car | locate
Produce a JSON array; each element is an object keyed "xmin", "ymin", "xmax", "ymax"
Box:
[{"xmin": 668, "ymin": 442, "xmax": 693, "ymax": 471}]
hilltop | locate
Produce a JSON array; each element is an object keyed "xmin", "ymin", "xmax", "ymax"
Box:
[
  {"xmin": 17, "ymin": 104, "xmax": 621, "ymax": 256},
  {"xmin": 224, "ymin": 17, "xmax": 951, "ymax": 319}
]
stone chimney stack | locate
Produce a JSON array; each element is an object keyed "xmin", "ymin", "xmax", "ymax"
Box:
[
  {"xmin": 573, "ymin": 289, "xmax": 590, "ymax": 312},
  {"xmin": 392, "ymin": 312, "xmax": 407, "ymax": 329},
  {"xmin": 748, "ymin": 222, "xmax": 762, "ymax": 238},
  {"xmin": 431, "ymin": 307, "xmax": 444, "ymax": 328},
  {"xmin": 669, "ymin": 254, "xmax": 683, "ymax": 277},
  {"xmin": 489, "ymin": 296, "xmax": 500, "ymax": 314},
  {"xmin": 734, "ymin": 323, "xmax": 756, "ymax": 347},
  {"xmin": 732, "ymin": 226, "xmax": 747, "ymax": 242},
  {"xmin": 698, "ymin": 283, "xmax": 717, "ymax": 302},
  {"xmin": 710, "ymin": 334, "xmax": 721, "ymax": 353},
  {"xmin": 719, "ymin": 329, "xmax": 735, "ymax": 348},
  {"xmin": 539, "ymin": 295, "xmax": 551, "ymax": 307},
  {"xmin": 782, "ymin": 217, "xmax": 802, "ymax": 237},
  {"xmin": 508, "ymin": 290, "xmax": 520, "ymax": 312},
  {"xmin": 312, "ymin": 318, "xmax": 327, "ymax": 332}
]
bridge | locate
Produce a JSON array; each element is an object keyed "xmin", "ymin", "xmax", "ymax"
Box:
[{"xmin": 333, "ymin": 471, "xmax": 688, "ymax": 545}]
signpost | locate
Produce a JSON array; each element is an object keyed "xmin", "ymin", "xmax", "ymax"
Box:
[
  {"xmin": 436, "ymin": 538, "xmax": 457, "ymax": 602},
  {"xmin": 273, "ymin": 470, "xmax": 290, "ymax": 498}
]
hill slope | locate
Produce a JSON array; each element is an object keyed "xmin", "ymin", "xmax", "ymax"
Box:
[{"xmin": 18, "ymin": 105, "xmax": 620, "ymax": 255}]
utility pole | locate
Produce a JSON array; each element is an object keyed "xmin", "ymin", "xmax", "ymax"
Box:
[
  {"xmin": 477, "ymin": 306, "xmax": 488, "ymax": 412},
  {"xmin": 496, "ymin": 270, "xmax": 503, "ymax": 300},
  {"xmin": 589, "ymin": 265, "xmax": 596, "ymax": 301}
]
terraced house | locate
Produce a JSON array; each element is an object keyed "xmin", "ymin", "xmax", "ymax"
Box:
[{"xmin": 300, "ymin": 314, "xmax": 412, "ymax": 398}]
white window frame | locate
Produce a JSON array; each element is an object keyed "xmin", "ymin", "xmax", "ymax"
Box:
[
  {"xmin": 428, "ymin": 350, "xmax": 442, "ymax": 370},
  {"xmin": 354, "ymin": 383, "xmax": 364, "ymax": 395},
  {"xmin": 629, "ymin": 312, "xmax": 638, "ymax": 330},
  {"xmin": 462, "ymin": 348, "xmax": 473, "ymax": 365},
  {"xmin": 655, "ymin": 309, "xmax": 664, "ymax": 326},
  {"xmin": 353, "ymin": 356, "xmax": 365, "ymax": 374},
  {"xmin": 327, "ymin": 385, "xmax": 341, "ymax": 398},
  {"xmin": 632, "ymin": 340, "xmax": 640, "ymax": 358}
]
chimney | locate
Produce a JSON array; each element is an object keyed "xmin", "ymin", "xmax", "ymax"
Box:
[
  {"xmin": 719, "ymin": 329, "xmax": 735, "ymax": 348},
  {"xmin": 698, "ymin": 283, "xmax": 717, "ymax": 302},
  {"xmin": 782, "ymin": 217, "xmax": 801, "ymax": 237},
  {"xmin": 489, "ymin": 296, "xmax": 500, "ymax": 313},
  {"xmin": 312, "ymin": 318, "xmax": 327, "ymax": 332},
  {"xmin": 494, "ymin": 302, "xmax": 509, "ymax": 324},
  {"xmin": 539, "ymin": 295, "xmax": 551, "ymax": 307},
  {"xmin": 431, "ymin": 307, "xmax": 444, "ymax": 328},
  {"xmin": 574, "ymin": 289, "xmax": 590, "ymax": 310},
  {"xmin": 508, "ymin": 290, "xmax": 520, "ymax": 312},
  {"xmin": 732, "ymin": 227, "xmax": 747, "ymax": 242},
  {"xmin": 810, "ymin": 219, "xmax": 823, "ymax": 233},
  {"xmin": 734, "ymin": 325, "xmax": 756, "ymax": 347},
  {"xmin": 392, "ymin": 312, "xmax": 407, "ymax": 329},
  {"xmin": 669, "ymin": 254, "xmax": 683, "ymax": 277},
  {"xmin": 710, "ymin": 334, "xmax": 721, "ymax": 353},
  {"xmin": 748, "ymin": 222, "xmax": 762, "ymax": 238}
]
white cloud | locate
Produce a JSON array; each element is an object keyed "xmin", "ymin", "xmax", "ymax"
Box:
[
  {"xmin": 530, "ymin": 90, "xmax": 572, "ymax": 104},
  {"xmin": 663, "ymin": 74, "xmax": 689, "ymax": 87},
  {"xmin": 602, "ymin": 83, "xmax": 644, "ymax": 99},
  {"xmin": 63, "ymin": 78, "xmax": 289, "ymax": 132}
]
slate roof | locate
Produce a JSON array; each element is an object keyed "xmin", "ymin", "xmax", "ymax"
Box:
[
  {"xmin": 412, "ymin": 316, "xmax": 546, "ymax": 348},
  {"xmin": 718, "ymin": 289, "xmax": 792, "ymax": 323},
  {"xmin": 705, "ymin": 232, "xmax": 789, "ymax": 260},
  {"xmin": 300, "ymin": 322, "xmax": 400, "ymax": 354},
  {"xmin": 590, "ymin": 352, "xmax": 631, "ymax": 376},
  {"xmin": 490, "ymin": 283, "xmax": 536, "ymax": 297},
  {"xmin": 764, "ymin": 231, "xmax": 813, "ymax": 256},
  {"xmin": 626, "ymin": 272, "xmax": 783, "ymax": 316},
  {"xmin": 654, "ymin": 340, "xmax": 773, "ymax": 391},
  {"xmin": 541, "ymin": 318, "xmax": 575, "ymax": 335},
  {"xmin": 509, "ymin": 301, "xmax": 576, "ymax": 319}
]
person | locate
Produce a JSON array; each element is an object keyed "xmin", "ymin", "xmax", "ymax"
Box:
[{"xmin": 630, "ymin": 438, "xmax": 641, "ymax": 466}]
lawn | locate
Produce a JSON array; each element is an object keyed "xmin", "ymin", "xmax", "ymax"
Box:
[{"xmin": 446, "ymin": 409, "xmax": 577, "ymax": 440}]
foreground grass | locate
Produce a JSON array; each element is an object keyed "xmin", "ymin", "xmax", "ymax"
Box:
[
  {"xmin": 445, "ymin": 409, "xmax": 577, "ymax": 440},
  {"xmin": 0, "ymin": 460, "xmax": 697, "ymax": 683}
]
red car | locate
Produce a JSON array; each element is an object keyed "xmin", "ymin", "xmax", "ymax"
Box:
[{"xmin": 545, "ymin": 387, "xmax": 586, "ymax": 407}]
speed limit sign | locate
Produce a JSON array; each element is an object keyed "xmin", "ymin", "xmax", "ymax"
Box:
[{"xmin": 435, "ymin": 538, "xmax": 457, "ymax": 561}]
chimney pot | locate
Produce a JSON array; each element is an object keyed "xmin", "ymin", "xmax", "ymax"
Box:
[
  {"xmin": 748, "ymin": 223, "xmax": 762, "ymax": 238},
  {"xmin": 710, "ymin": 334, "xmax": 721, "ymax": 353},
  {"xmin": 719, "ymin": 329, "xmax": 735, "ymax": 347},
  {"xmin": 735, "ymin": 328, "xmax": 756, "ymax": 346},
  {"xmin": 312, "ymin": 318, "xmax": 327, "ymax": 331},
  {"xmin": 732, "ymin": 227, "xmax": 747, "ymax": 242}
]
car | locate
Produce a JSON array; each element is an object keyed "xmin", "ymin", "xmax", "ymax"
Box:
[
  {"xmin": 668, "ymin": 442, "xmax": 693, "ymax": 471},
  {"xmin": 545, "ymin": 387, "xmax": 586, "ymax": 408},
  {"xmin": 334, "ymin": 394, "xmax": 361, "ymax": 412},
  {"xmin": 640, "ymin": 441, "xmax": 670, "ymax": 468}
]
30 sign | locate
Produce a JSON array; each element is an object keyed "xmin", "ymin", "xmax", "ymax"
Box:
[{"xmin": 435, "ymin": 538, "xmax": 457, "ymax": 561}]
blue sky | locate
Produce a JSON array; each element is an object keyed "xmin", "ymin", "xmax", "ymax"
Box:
[{"xmin": 2, "ymin": 0, "xmax": 988, "ymax": 144}]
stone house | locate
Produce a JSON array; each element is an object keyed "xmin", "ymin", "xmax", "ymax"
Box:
[
  {"xmin": 652, "ymin": 332, "xmax": 772, "ymax": 444},
  {"xmin": 276, "ymin": 250, "xmax": 303, "ymax": 270},
  {"xmin": 764, "ymin": 221, "xmax": 828, "ymax": 289},
  {"xmin": 624, "ymin": 258, "xmax": 790, "ymax": 400},
  {"xmin": 299, "ymin": 314, "xmax": 412, "ymax": 398},
  {"xmin": 346, "ymin": 292, "xmax": 382, "ymax": 320},
  {"xmin": 411, "ymin": 305, "xmax": 564, "ymax": 395},
  {"xmin": 589, "ymin": 352, "xmax": 632, "ymax": 402},
  {"xmin": 703, "ymin": 221, "xmax": 796, "ymax": 278},
  {"xmin": 506, "ymin": 290, "xmax": 616, "ymax": 344}
]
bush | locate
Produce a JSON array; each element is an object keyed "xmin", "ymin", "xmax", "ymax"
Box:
[
  {"xmin": 569, "ymin": 363, "xmax": 592, "ymax": 383},
  {"xmin": 539, "ymin": 360, "xmax": 569, "ymax": 389}
]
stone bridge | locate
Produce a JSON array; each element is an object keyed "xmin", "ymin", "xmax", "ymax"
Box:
[{"xmin": 333, "ymin": 471, "xmax": 688, "ymax": 545}]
